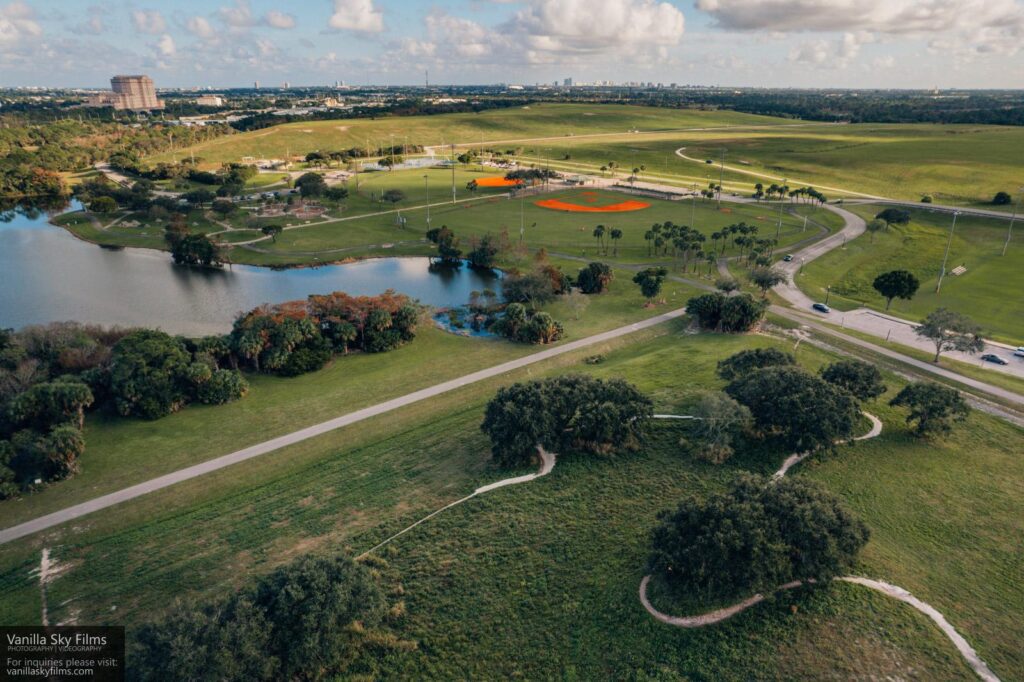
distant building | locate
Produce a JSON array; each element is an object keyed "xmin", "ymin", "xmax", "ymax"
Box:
[
  {"xmin": 86, "ymin": 75, "xmax": 164, "ymax": 111},
  {"xmin": 563, "ymin": 77, "xmax": 573, "ymax": 87},
  {"xmin": 196, "ymin": 94, "xmax": 225, "ymax": 106},
  {"xmin": 254, "ymin": 80, "xmax": 260, "ymax": 89}
]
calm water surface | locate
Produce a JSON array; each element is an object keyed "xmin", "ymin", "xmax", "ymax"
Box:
[{"xmin": 0, "ymin": 204, "xmax": 500, "ymax": 336}]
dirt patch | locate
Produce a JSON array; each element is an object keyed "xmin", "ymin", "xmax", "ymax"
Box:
[{"xmin": 535, "ymin": 198, "xmax": 651, "ymax": 213}]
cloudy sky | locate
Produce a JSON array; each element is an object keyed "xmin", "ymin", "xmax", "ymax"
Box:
[{"xmin": 2, "ymin": 0, "xmax": 1022, "ymax": 89}]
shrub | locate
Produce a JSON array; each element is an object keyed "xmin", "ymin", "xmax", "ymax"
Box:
[
  {"xmin": 686, "ymin": 293, "xmax": 767, "ymax": 332},
  {"xmin": 196, "ymin": 369, "xmax": 249, "ymax": 404},
  {"xmin": 576, "ymin": 262, "xmax": 614, "ymax": 294},
  {"xmin": 684, "ymin": 392, "xmax": 752, "ymax": 464}
]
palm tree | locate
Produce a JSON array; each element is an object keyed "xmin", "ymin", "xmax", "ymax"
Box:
[
  {"xmin": 593, "ymin": 225, "xmax": 605, "ymax": 254},
  {"xmin": 644, "ymin": 229, "xmax": 655, "ymax": 257},
  {"xmin": 610, "ymin": 228, "xmax": 623, "ymax": 256},
  {"xmin": 705, "ymin": 250, "xmax": 718, "ymax": 275}
]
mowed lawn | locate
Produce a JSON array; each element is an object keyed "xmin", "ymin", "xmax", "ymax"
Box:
[
  {"xmin": 796, "ymin": 203, "xmax": 1023, "ymax": 343},
  {"xmin": 237, "ymin": 182, "xmax": 834, "ymax": 266},
  {"xmin": 148, "ymin": 104, "xmax": 786, "ymax": 169},
  {"xmin": 0, "ymin": 270, "xmax": 700, "ymax": 527},
  {"xmin": 1, "ymin": 328, "xmax": 1019, "ymax": 678},
  {"xmin": 517, "ymin": 124, "xmax": 1024, "ymax": 209}
]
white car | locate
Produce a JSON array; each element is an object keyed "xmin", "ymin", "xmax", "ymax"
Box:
[{"xmin": 1013, "ymin": 346, "xmax": 1024, "ymax": 358}]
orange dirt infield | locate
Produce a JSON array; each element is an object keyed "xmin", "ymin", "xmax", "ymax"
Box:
[
  {"xmin": 534, "ymin": 198, "xmax": 651, "ymax": 213},
  {"xmin": 474, "ymin": 176, "xmax": 523, "ymax": 187}
]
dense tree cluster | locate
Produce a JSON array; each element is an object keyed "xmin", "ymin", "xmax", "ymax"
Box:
[
  {"xmin": 502, "ymin": 265, "xmax": 570, "ymax": 309},
  {"xmin": 480, "ymin": 375, "xmax": 653, "ymax": 467},
  {"xmin": 724, "ymin": 364, "xmax": 859, "ymax": 452},
  {"xmin": 0, "ymin": 324, "xmax": 246, "ymax": 497},
  {"xmin": 130, "ymin": 554, "xmax": 408, "ymax": 682},
  {"xmin": 0, "ymin": 117, "xmax": 229, "ymax": 199},
  {"xmin": 647, "ymin": 474, "xmax": 869, "ymax": 600},
  {"xmin": 230, "ymin": 291, "xmax": 419, "ymax": 374},
  {"xmin": 685, "ymin": 293, "xmax": 767, "ymax": 332}
]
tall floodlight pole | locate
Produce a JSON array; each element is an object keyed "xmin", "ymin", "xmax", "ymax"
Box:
[
  {"xmin": 450, "ymin": 144, "xmax": 456, "ymax": 203},
  {"xmin": 717, "ymin": 148, "xmax": 726, "ymax": 209},
  {"xmin": 775, "ymin": 178, "xmax": 788, "ymax": 240},
  {"xmin": 936, "ymin": 211, "xmax": 960, "ymax": 293},
  {"xmin": 1003, "ymin": 186, "xmax": 1022, "ymax": 256},
  {"xmin": 424, "ymin": 174, "xmax": 430, "ymax": 228},
  {"xmin": 690, "ymin": 183, "xmax": 697, "ymax": 228}
]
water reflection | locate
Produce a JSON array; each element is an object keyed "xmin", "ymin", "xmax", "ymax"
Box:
[{"xmin": 0, "ymin": 204, "xmax": 501, "ymax": 336}]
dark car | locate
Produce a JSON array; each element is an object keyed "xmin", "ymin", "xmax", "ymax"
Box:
[
  {"xmin": 812, "ymin": 303, "xmax": 831, "ymax": 313},
  {"xmin": 981, "ymin": 354, "xmax": 1008, "ymax": 365}
]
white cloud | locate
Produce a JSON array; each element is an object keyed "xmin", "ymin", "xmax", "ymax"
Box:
[
  {"xmin": 697, "ymin": 0, "xmax": 1024, "ymax": 60},
  {"xmin": 131, "ymin": 9, "xmax": 166, "ymax": 34},
  {"xmin": 218, "ymin": 0, "xmax": 254, "ymax": 28},
  {"xmin": 0, "ymin": 0, "xmax": 41, "ymax": 45},
  {"xmin": 508, "ymin": 0, "xmax": 685, "ymax": 63},
  {"xmin": 329, "ymin": 0, "xmax": 384, "ymax": 33},
  {"xmin": 263, "ymin": 10, "xmax": 295, "ymax": 29},
  {"xmin": 185, "ymin": 16, "xmax": 216, "ymax": 40},
  {"xmin": 155, "ymin": 33, "xmax": 176, "ymax": 57}
]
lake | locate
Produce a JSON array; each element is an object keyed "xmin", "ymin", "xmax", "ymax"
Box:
[{"xmin": 0, "ymin": 203, "xmax": 501, "ymax": 336}]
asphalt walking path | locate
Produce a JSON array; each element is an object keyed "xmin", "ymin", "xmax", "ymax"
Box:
[{"xmin": 0, "ymin": 307, "xmax": 685, "ymax": 546}]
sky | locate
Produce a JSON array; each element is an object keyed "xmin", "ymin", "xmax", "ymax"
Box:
[{"xmin": 1, "ymin": 0, "xmax": 1023, "ymax": 89}]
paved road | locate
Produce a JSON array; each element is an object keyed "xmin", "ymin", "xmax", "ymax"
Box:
[{"xmin": 0, "ymin": 307, "xmax": 686, "ymax": 546}]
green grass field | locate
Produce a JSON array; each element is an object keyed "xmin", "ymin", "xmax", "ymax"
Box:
[
  {"xmin": 0, "ymin": 267, "xmax": 699, "ymax": 527},
  {"xmin": 1, "ymin": 326, "xmax": 1019, "ymax": 679},
  {"xmin": 501, "ymin": 121, "xmax": 1024, "ymax": 209},
  {"xmin": 149, "ymin": 104, "xmax": 785, "ymax": 169},
  {"xmin": 796, "ymin": 203, "xmax": 1023, "ymax": 343}
]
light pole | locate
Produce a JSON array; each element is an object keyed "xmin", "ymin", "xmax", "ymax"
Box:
[
  {"xmin": 690, "ymin": 182, "xmax": 697, "ymax": 228},
  {"xmin": 519, "ymin": 197, "xmax": 525, "ymax": 244},
  {"xmin": 936, "ymin": 211, "xmax": 959, "ymax": 293},
  {"xmin": 450, "ymin": 143, "xmax": 456, "ymax": 203},
  {"xmin": 717, "ymin": 148, "xmax": 726, "ymax": 210},
  {"xmin": 1003, "ymin": 186, "xmax": 1022, "ymax": 256},
  {"xmin": 423, "ymin": 174, "xmax": 430, "ymax": 228},
  {"xmin": 825, "ymin": 285, "xmax": 831, "ymax": 305},
  {"xmin": 775, "ymin": 178, "xmax": 787, "ymax": 239}
]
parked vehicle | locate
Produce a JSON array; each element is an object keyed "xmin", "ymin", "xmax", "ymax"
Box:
[
  {"xmin": 782, "ymin": 254, "xmax": 794, "ymax": 262},
  {"xmin": 812, "ymin": 303, "xmax": 831, "ymax": 313},
  {"xmin": 981, "ymin": 354, "xmax": 1009, "ymax": 366}
]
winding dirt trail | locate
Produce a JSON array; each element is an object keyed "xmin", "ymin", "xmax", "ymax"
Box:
[
  {"xmin": 358, "ymin": 446, "xmax": 556, "ymax": 558},
  {"xmin": 637, "ymin": 412, "xmax": 1001, "ymax": 682}
]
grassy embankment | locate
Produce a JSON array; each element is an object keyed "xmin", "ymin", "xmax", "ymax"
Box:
[
  {"xmin": 0, "ymin": 267, "xmax": 699, "ymax": 528},
  {"xmin": 1, "ymin": 327, "xmax": 1019, "ymax": 678}
]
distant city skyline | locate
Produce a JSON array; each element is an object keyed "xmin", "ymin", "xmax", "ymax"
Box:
[{"xmin": 1, "ymin": 0, "xmax": 1023, "ymax": 90}]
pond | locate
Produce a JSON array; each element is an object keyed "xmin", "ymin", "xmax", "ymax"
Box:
[{"xmin": 0, "ymin": 203, "xmax": 501, "ymax": 336}]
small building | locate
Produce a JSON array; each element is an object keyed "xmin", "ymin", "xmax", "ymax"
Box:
[{"xmin": 196, "ymin": 94, "xmax": 225, "ymax": 106}]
